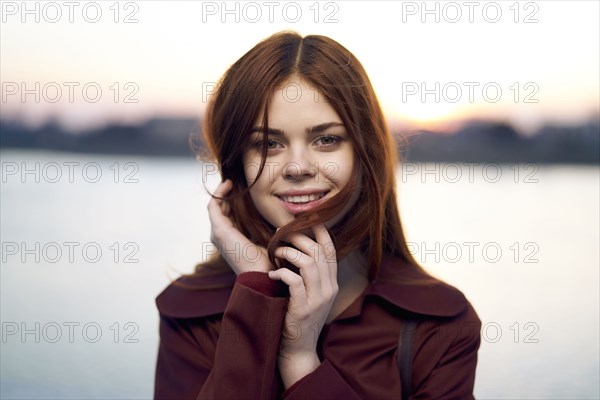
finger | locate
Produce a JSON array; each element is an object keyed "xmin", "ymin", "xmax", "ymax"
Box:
[
  {"xmin": 207, "ymin": 180, "xmax": 260, "ymax": 268},
  {"xmin": 312, "ymin": 223, "xmax": 336, "ymax": 262},
  {"xmin": 214, "ymin": 179, "xmax": 233, "ymax": 198},
  {"xmin": 207, "ymin": 180, "xmax": 233, "ymax": 226},
  {"xmin": 268, "ymin": 268, "xmax": 307, "ymax": 303},
  {"xmin": 208, "ymin": 179, "xmax": 232, "ymax": 211},
  {"xmin": 217, "ymin": 180, "xmax": 233, "ymax": 212},
  {"xmin": 280, "ymin": 232, "xmax": 319, "ymax": 261},
  {"xmin": 312, "ymin": 224, "xmax": 338, "ymax": 286},
  {"xmin": 275, "ymin": 246, "xmax": 321, "ymax": 294},
  {"xmin": 280, "ymin": 232, "xmax": 329, "ymax": 293}
]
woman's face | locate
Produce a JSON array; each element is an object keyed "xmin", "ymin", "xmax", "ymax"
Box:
[{"xmin": 242, "ymin": 76, "xmax": 356, "ymax": 230}]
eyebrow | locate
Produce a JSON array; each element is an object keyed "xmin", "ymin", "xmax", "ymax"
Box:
[{"xmin": 249, "ymin": 122, "xmax": 345, "ymax": 136}]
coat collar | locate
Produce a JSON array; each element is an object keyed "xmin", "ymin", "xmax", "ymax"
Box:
[{"xmin": 156, "ymin": 254, "xmax": 467, "ymax": 319}]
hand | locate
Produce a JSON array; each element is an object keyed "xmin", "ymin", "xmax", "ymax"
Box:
[
  {"xmin": 267, "ymin": 223, "xmax": 339, "ymax": 388},
  {"xmin": 207, "ymin": 179, "xmax": 273, "ymax": 274}
]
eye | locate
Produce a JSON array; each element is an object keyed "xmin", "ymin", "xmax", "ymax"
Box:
[
  {"xmin": 315, "ymin": 135, "xmax": 341, "ymax": 147},
  {"xmin": 253, "ymin": 138, "xmax": 282, "ymax": 151},
  {"xmin": 266, "ymin": 140, "xmax": 280, "ymax": 149}
]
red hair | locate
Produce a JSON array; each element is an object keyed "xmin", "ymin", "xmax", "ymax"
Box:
[{"xmin": 186, "ymin": 31, "xmax": 435, "ymax": 286}]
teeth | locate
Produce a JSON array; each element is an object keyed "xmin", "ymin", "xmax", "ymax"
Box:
[{"xmin": 281, "ymin": 192, "xmax": 326, "ymax": 204}]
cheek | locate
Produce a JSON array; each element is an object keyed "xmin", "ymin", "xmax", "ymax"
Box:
[
  {"xmin": 247, "ymin": 174, "xmax": 282, "ymax": 227},
  {"xmin": 244, "ymin": 159, "xmax": 273, "ymax": 207},
  {"xmin": 243, "ymin": 157, "xmax": 261, "ymax": 186},
  {"xmin": 326, "ymin": 151, "xmax": 354, "ymax": 188}
]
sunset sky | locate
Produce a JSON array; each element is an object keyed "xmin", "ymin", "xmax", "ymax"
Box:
[{"xmin": 1, "ymin": 0, "xmax": 598, "ymax": 134}]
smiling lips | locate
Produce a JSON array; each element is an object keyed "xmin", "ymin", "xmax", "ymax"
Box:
[{"xmin": 276, "ymin": 190, "xmax": 330, "ymax": 215}]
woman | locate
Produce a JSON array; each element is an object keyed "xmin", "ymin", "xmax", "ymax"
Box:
[{"xmin": 154, "ymin": 31, "xmax": 481, "ymax": 399}]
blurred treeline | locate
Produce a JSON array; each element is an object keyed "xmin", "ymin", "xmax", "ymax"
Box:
[{"xmin": 1, "ymin": 117, "xmax": 598, "ymax": 163}]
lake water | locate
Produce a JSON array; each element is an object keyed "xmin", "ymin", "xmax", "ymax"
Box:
[{"xmin": 1, "ymin": 150, "xmax": 598, "ymax": 399}]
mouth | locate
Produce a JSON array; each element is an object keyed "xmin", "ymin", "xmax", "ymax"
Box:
[
  {"xmin": 276, "ymin": 191, "xmax": 329, "ymax": 204},
  {"xmin": 275, "ymin": 191, "xmax": 330, "ymax": 215}
]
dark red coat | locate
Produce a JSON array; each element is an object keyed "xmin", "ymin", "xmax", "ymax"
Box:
[{"xmin": 154, "ymin": 254, "xmax": 481, "ymax": 399}]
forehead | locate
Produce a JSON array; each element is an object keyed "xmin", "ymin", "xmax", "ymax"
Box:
[{"xmin": 258, "ymin": 77, "xmax": 343, "ymax": 130}]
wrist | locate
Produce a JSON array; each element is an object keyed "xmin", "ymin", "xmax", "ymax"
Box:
[
  {"xmin": 237, "ymin": 271, "xmax": 288, "ymax": 297},
  {"xmin": 278, "ymin": 351, "xmax": 320, "ymax": 389}
]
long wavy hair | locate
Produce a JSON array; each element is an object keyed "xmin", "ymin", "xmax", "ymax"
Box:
[{"xmin": 183, "ymin": 31, "xmax": 435, "ymax": 287}]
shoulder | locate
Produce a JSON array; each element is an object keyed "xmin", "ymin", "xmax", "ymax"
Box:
[
  {"xmin": 369, "ymin": 254, "xmax": 477, "ymax": 319},
  {"xmin": 155, "ymin": 269, "xmax": 236, "ymax": 318},
  {"xmin": 376, "ymin": 256, "xmax": 482, "ymax": 356}
]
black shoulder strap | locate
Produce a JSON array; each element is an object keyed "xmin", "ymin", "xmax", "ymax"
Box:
[{"xmin": 397, "ymin": 319, "xmax": 418, "ymax": 400}]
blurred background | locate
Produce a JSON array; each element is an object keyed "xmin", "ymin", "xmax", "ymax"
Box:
[{"xmin": 1, "ymin": 1, "xmax": 598, "ymax": 398}]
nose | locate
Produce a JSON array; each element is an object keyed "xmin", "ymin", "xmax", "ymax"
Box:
[{"xmin": 283, "ymin": 149, "xmax": 316, "ymax": 181}]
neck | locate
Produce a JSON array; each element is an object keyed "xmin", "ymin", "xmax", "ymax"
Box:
[
  {"xmin": 337, "ymin": 250, "xmax": 369, "ymax": 287},
  {"xmin": 325, "ymin": 250, "xmax": 369, "ymax": 324}
]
